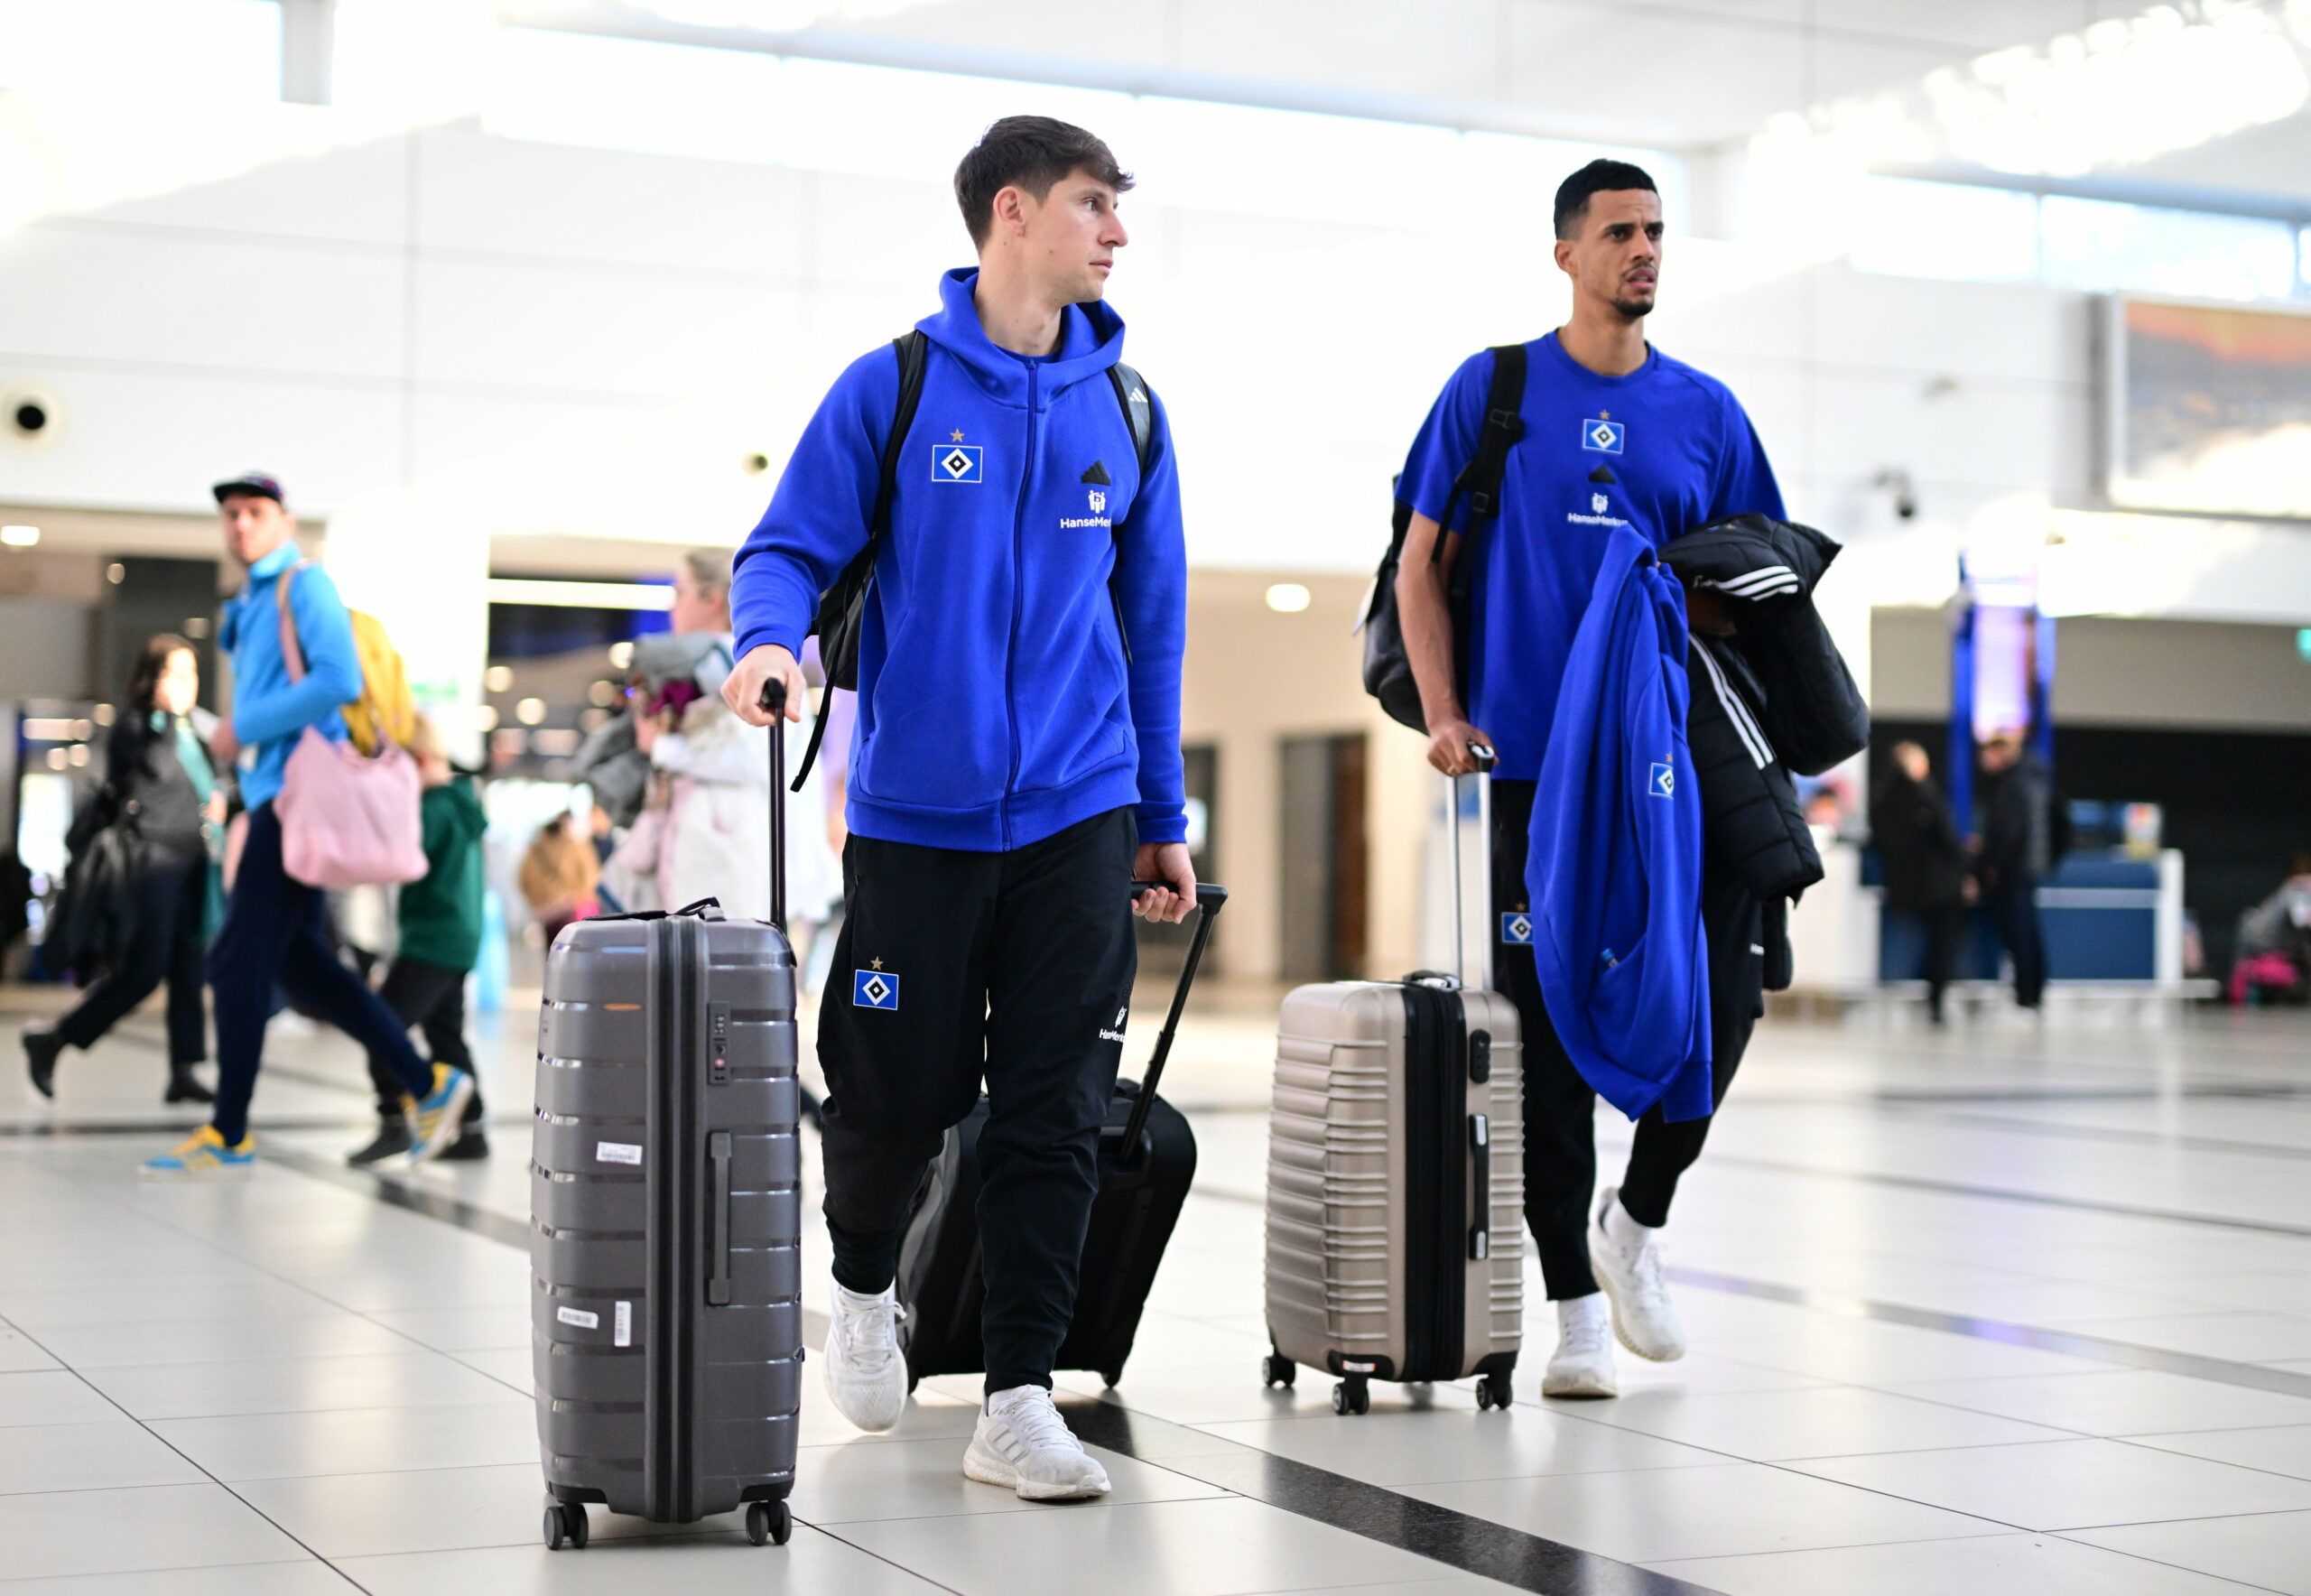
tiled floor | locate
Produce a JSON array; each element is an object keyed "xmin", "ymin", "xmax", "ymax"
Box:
[{"xmin": 4, "ymin": 985, "xmax": 2310, "ymax": 1593}]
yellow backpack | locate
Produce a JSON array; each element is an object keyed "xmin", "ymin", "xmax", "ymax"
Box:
[{"xmin": 277, "ymin": 561, "xmax": 418, "ymax": 756}]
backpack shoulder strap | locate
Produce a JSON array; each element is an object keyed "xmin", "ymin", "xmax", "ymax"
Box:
[
  {"xmin": 794, "ymin": 332, "xmax": 927, "ymax": 793},
  {"xmin": 1108, "ymin": 361, "xmax": 1155, "ymax": 473},
  {"xmin": 870, "ymin": 330, "xmax": 930, "ymax": 542},
  {"xmin": 1425, "ymin": 342, "xmax": 1528, "ymax": 564},
  {"xmin": 1101, "ymin": 362, "xmax": 1156, "ymax": 667},
  {"xmin": 1462, "ymin": 342, "xmax": 1527, "ymax": 516}
]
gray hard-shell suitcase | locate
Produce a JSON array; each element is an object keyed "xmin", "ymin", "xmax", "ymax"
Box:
[
  {"xmin": 1263, "ymin": 755, "xmax": 1525, "ymax": 1414},
  {"xmin": 531, "ymin": 685, "xmax": 803, "ymax": 1551}
]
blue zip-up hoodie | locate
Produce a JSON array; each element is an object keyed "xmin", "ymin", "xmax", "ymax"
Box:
[
  {"xmin": 1528, "ymin": 526, "xmax": 1712, "ymax": 1123},
  {"xmin": 732, "ymin": 268, "xmax": 1187, "ymax": 853},
  {"xmin": 217, "ymin": 541, "xmax": 359, "ymax": 809}
]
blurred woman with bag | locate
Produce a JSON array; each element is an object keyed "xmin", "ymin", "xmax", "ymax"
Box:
[{"xmin": 25, "ymin": 636, "xmax": 225, "ymax": 1103}]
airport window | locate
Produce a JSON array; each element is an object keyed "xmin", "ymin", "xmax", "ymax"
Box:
[
  {"xmin": 1853, "ymin": 174, "xmax": 2306, "ymax": 303},
  {"xmin": 0, "ymin": 0, "xmax": 281, "ymax": 103},
  {"xmin": 1848, "ymin": 177, "xmax": 2039, "ymax": 286},
  {"xmin": 485, "ymin": 26, "xmax": 1681, "ymax": 231},
  {"xmin": 2038, "ymin": 195, "xmax": 2297, "ymax": 302}
]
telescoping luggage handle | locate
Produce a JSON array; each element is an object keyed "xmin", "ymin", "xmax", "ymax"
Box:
[
  {"xmin": 1446, "ymin": 742, "xmax": 1498, "ymax": 991},
  {"xmin": 761, "ymin": 681, "xmax": 789, "ymax": 933},
  {"xmin": 1115, "ymin": 882, "xmax": 1228, "ymax": 1156}
]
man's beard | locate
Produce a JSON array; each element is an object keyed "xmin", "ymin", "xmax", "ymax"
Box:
[{"xmin": 1610, "ymin": 293, "xmax": 1654, "ymax": 321}]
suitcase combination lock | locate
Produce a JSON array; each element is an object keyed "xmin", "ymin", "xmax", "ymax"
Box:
[{"xmin": 709, "ymin": 1002, "xmax": 731, "ymax": 1085}]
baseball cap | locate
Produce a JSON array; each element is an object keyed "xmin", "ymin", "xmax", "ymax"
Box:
[{"xmin": 211, "ymin": 471, "xmax": 284, "ymax": 506}]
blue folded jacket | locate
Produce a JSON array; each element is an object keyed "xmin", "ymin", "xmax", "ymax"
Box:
[{"xmin": 1527, "ymin": 526, "xmax": 1712, "ymax": 1123}]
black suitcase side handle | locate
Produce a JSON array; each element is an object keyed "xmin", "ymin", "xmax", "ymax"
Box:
[{"xmin": 1118, "ymin": 883, "xmax": 1227, "ymax": 1155}]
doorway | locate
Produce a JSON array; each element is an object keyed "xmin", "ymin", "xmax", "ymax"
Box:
[{"xmin": 1279, "ymin": 732, "xmax": 1369, "ymax": 982}]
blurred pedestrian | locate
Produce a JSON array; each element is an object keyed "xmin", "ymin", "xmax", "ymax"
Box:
[
  {"xmin": 146, "ymin": 472, "xmax": 473, "ymax": 1177},
  {"xmin": 1975, "ymin": 731, "xmax": 2051, "ymax": 1011},
  {"xmin": 25, "ymin": 635, "xmax": 224, "ymax": 1102},
  {"xmin": 1870, "ymin": 740, "xmax": 1972, "ymax": 1025},
  {"xmin": 348, "ymin": 715, "xmax": 490, "ymax": 1165},
  {"xmin": 518, "ymin": 812, "xmax": 599, "ymax": 945}
]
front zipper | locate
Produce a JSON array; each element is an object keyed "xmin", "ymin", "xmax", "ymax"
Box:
[{"xmin": 1001, "ymin": 363, "xmax": 1038, "ymax": 850}]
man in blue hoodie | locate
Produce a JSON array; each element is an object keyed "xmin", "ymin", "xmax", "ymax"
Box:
[
  {"xmin": 724, "ymin": 117, "xmax": 1193, "ymax": 1502},
  {"xmin": 141, "ymin": 474, "xmax": 475, "ymax": 1177},
  {"xmin": 1394, "ymin": 162, "xmax": 1784, "ymax": 1400}
]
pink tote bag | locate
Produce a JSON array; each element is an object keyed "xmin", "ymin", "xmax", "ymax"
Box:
[{"xmin": 272, "ymin": 563, "xmax": 427, "ymax": 889}]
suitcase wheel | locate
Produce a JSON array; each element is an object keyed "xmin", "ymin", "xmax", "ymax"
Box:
[
  {"xmin": 1100, "ymin": 1367, "xmax": 1124, "ymax": 1390},
  {"xmin": 1331, "ymin": 1377, "xmax": 1369, "ymax": 1416},
  {"xmin": 1475, "ymin": 1369, "xmax": 1515, "ymax": 1412},
  {"xmin": 747, "ymin": 1498, "xmax": 793, "ymax": 1547},
  {"xmin": 1262, "ymin": 1352, "xmax": 1295, "ymax": 1389},
  {"xmin": 543, "ymin": 1499, "xmax": 589, "ymax": 1551}
]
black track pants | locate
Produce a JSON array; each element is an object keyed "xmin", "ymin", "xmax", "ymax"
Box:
[
  {"xmin": 56, "ymin": 851, "xmax": 209, "ymax": 1068},
  {"xmin": 816, "ymin": 806, "xmax": 1138, "ymax": 1395},
  {"xmin": 361, "ymin": 957, "xmax": 484, "ymax": 1123},
  {"xmin": 1490, "ymin": 779, "xmax": 1762, "ymax": 1301}
]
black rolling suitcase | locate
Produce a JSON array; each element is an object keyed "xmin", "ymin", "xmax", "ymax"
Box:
[
  {"xmin": 896, "ymin": 883, "xmax": 1226, "ymax": 1392},
  {"xmin": 529, "ymin": 685, "xmax": 803, "ymax": 1552}
]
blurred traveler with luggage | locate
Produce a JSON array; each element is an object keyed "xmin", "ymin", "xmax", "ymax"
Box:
[
  {"xmin": 146, "ymin": 472, "xmax": 473, "ymax": 1176},
  {"xmin": 2231, "ymin": 853, "xmax": 2311, "ymax": 1005}
]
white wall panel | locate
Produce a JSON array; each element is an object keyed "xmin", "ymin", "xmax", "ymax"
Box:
[
  {"xmin": 797, "ymin": 169, "xmax": 976, "ymax": 292},
  {"xmin": 0, "ymin": 359, "xmax": 404, "ymax": 515},
  {"xmin": 1505, "ymin": 5, "xmax": 1805, "ymax": 146},
  {"xmin": 1807, "ymin": 268, "xmax": 2087, "ymax": 387},
  {"xmin": 0, "ymin": 223, "xmax": 405, "ymax": 380},
  {"xmin": 1810, "ymin": 368, "xmax": 2093, "ymax": 496},
  {"xmin": 1174, "ymin": 0, "xmax": 1502, "ymax": 102},
  {"xmin": 416, "ymin": 123, "xmax": 810, "ymax": 279},
  {"xmin": 410, "ymin": 255, "xmax": 796, "ymax": 398},
  {"xmin": 70, "ymin": 125, "xmax": 412, "ymax": 248}
]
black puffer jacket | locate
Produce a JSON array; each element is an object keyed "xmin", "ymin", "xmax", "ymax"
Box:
[
  {"xmin": 1669, "ymin": 515, "xmax": 1869, "ymax": 776},
  {"xmin": 1667, "ymin": 515, "xmax": 1870, "ymax": 990}
]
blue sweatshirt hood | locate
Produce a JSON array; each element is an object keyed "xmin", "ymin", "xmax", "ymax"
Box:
[{"xmin": 915, "ymin": 267, "xmax": 1127, "ymax": 407}]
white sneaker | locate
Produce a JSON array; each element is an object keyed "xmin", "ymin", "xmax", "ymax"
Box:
[
  {"xmin": 1541, "ymin": 1294, "xmax": 1618, "ymax": 1398},
  {"xmin": 822, "ymin": 1283, "xmax": 908, "ymax": 1433},
  {"xmin": 1588, "ymin": 1185, "xmax": 1685, "ymax": 1362},
  {"xmin": 963, "ymin": 1386, "xmax": 1112, "ymax": 1501}
]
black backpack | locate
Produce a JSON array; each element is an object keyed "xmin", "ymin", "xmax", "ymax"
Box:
[
  {"xmin": 1359, "ymin": 343, "xmax": 1527, "ymax": 733},
  {"xmin": 791, "ymin": 329, "xmax": 1156, "ymax": 789}
]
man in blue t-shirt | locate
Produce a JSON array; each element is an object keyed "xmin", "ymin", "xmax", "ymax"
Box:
[{"xmin": 1395, "ymin": 160, "xmax": 1784, "ymax": 1400}]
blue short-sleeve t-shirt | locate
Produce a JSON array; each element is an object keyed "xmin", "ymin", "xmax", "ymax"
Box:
[{"xmin": 1400, "ymin": 332, "xmax": 1784, "ymax": 780}]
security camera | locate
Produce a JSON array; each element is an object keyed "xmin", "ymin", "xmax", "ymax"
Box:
[
  {"xmin": 5, "ymin": 385, "xmax": 58, "ymax": 446},
  {"xmin": 1872, "ymin": 466, "xmax": 1917, "ymax": 521}
]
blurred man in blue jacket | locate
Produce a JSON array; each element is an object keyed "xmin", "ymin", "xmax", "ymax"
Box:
[
  {"xmin": 143, "ymin": 474, "xmax": 474, "ymax": 1177},
  {"xmin": 723, "ymin": 118, "xmax": 1193, "ymax": 1502},
  {"xmin": 1394, "ymin": 162, "xmax": 1785, "ymax": 1399}
]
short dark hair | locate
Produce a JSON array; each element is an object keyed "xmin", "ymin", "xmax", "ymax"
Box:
[
  {"xmin": 954, "ymin": 116, "xmax": 1133, "ymax": 248},
  {"xmin": 1554, "ymin": 159, "xmax": 1658, "ymax": 240}
]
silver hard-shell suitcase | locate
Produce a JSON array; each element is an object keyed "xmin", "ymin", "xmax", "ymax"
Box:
[
  {"xmin": 530, "ymin": 684, "xmax": 803, "ymax": 1550},
  {"xmin": 1263, "ymin": 754, "xmax": 1524, "ymax": 1413}
]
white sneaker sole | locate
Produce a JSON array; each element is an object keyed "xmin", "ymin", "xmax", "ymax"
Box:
[
  {"xmin": 1540, "ymin": 1365, "xmax": 1619, "ymax": 1399},
  {"xmin": 963, "ymin": 1441, "xmax": 1110, "ymax": 1501},
  {"xmin": 1590, "ymin": 1242, "xmax": 1685, "ymax": 1363}
]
